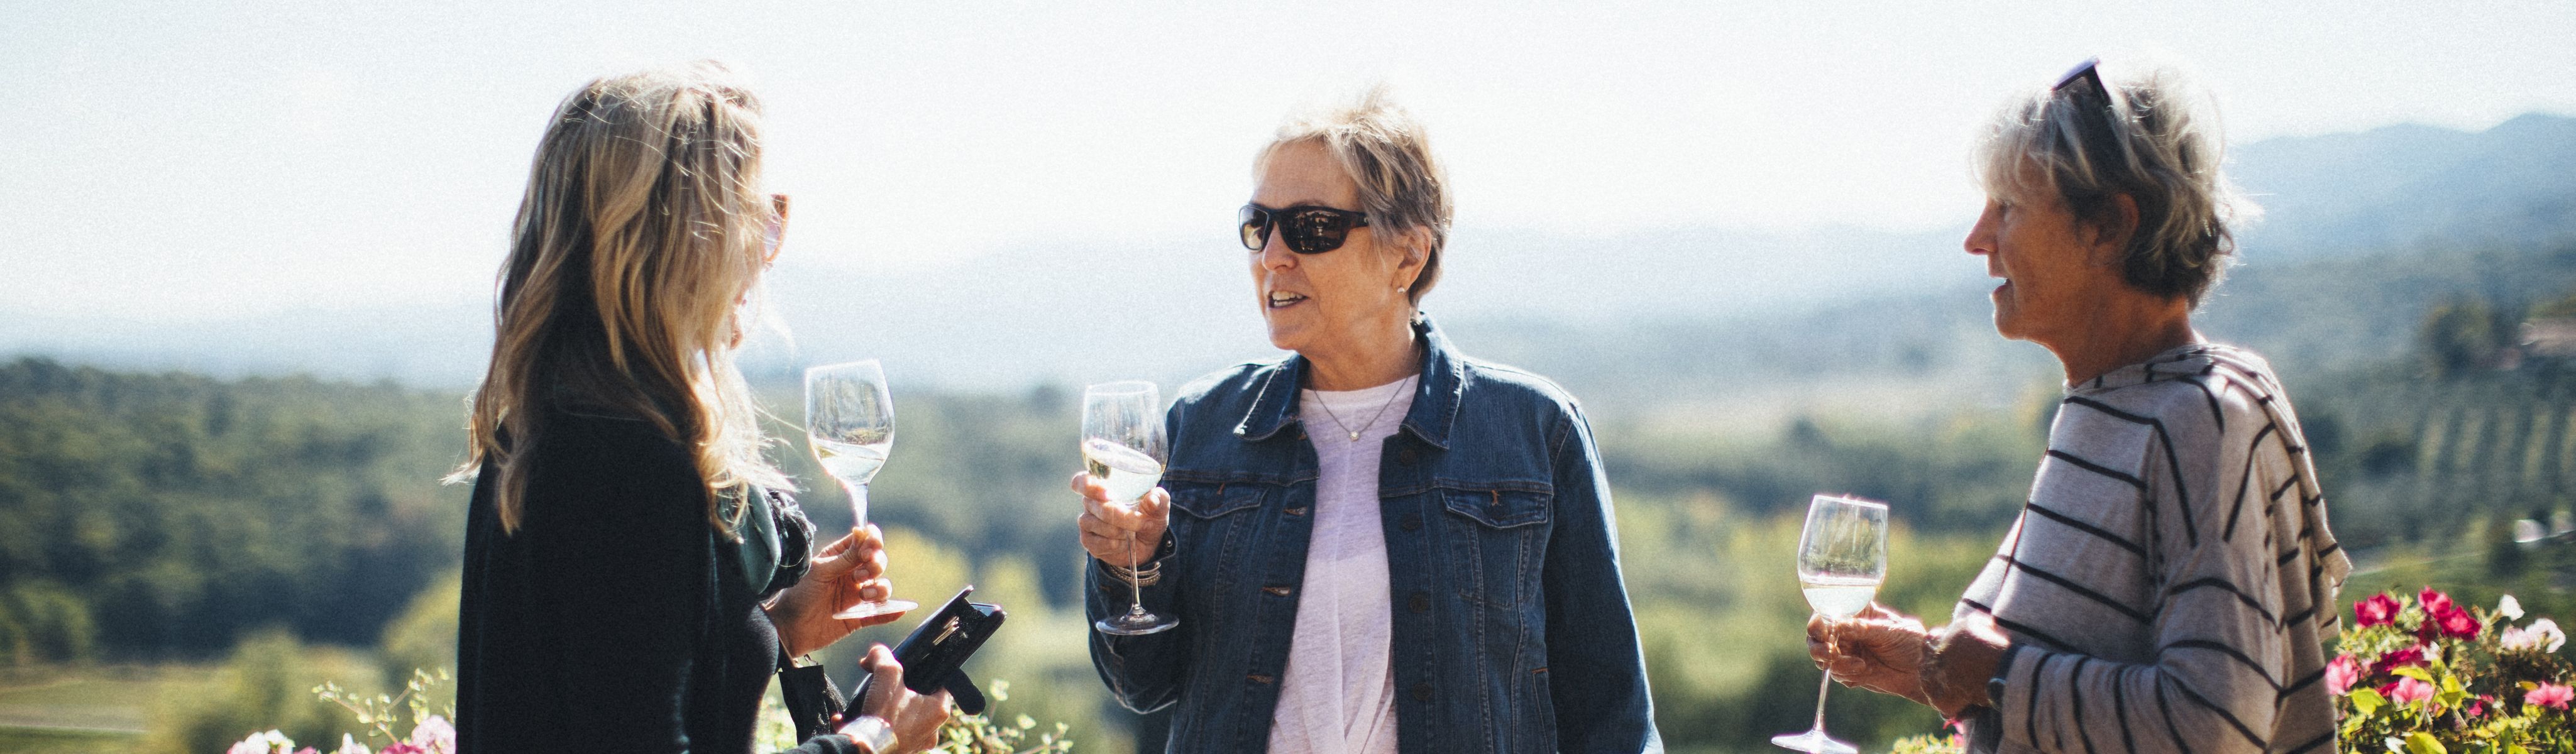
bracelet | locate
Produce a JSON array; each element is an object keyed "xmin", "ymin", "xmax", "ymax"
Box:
[
  {"xmin": 1105, "ymin": 559, "xmax": 1163, "ymax": 587},
  {"xmin": 837, "ymin": 714, "xmax": 896, "ymax": 753}
]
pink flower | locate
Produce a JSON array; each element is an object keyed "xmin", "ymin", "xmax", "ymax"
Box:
[
  {"xmin": 2431, "ymin": 604, "xmax": 2482, "ymax": 639},
  {"xmin": 2528, "ymin": 683, "xmax": 2574, "ymax": 711},
  {"xmin": 2356, "ymin": 594, "xmax": 2401, "ymax": 628},
  {"xmin": 409, "ymin": 715, "xmax": 455, "ymax": 754},
  {"xmin": 2374, "ymin": 645, "xmax": 2431, "ymax": 673},
  {"xmin": 2325, "ymin": 655, "xmax": 2360, "ymax": 696},
  {"xmin": 2467, "ymin": 694, "xmax": 2497, "ymax": 717},
  {"xmin": 2386, "ymin": 677, "xmax": 2436, "ymax": 706},
  {"xmin": 378, "ymin": 744, "xmax": 424, "ymax": 754},
  {"xmin": 2501, "ymin": 619, "xmax": 2568, "ymax": 653},
  {"xmin": 2419, "ymin": 588, "xmax": 2455, "ymax": 616}
]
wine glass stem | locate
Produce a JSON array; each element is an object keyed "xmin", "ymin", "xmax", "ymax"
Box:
[
  {"xmin": 847, "ymin": 482, "xmax": 871, "ymax": 530},
  {"xmin": 1125, "ymin": 530, "xmax": 1146, "ymax": 615},
  {"xmin": 1810, "ymin": 667, "xmax": 1832, "ymax": 733}
]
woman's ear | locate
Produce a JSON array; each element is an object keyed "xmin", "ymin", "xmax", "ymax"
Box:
[
  {"xmin": 2088, "ymin": 194, "xmax": 2140, "ymax": 265},
  {"xmin": 1390, "ymin": 227, "xmax": 1431, "ymax": 290}
]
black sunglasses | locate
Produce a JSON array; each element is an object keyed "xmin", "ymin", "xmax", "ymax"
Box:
[
  {"xmin": 2052, "ymin": 57, "xmax": 2124, "ymax": 165},
  {"xmin": 1238, "ymin": 204, "xmax": 1371, "ymax": 254}
]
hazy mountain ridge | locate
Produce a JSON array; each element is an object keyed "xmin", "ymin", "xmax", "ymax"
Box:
[{"xmin": 6, "ymin": 113, "xmax": 2571, "ymax": 391}]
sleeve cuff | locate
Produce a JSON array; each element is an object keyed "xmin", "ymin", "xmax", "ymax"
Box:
[{"xmin": 1995, "ymin": 645, "xmax": 2047, "ymax": 748}]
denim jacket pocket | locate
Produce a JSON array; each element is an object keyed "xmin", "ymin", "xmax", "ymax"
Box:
[
  {"xmin": 1167, "ymin": 480, "xmax": 1267, "ymax": 520},
  {"xmin": 1439, "ymin": 485, "xmax": 1553, "ymax": 529},
  {"xmin": 1434, "ymin": 484, "xmax": 1553, "ymax": 618}
]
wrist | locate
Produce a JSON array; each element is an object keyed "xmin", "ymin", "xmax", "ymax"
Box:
[
  {"xmin": 837, "ymin": 714, "xmax": 896, "ymax": 754},
  {"xmin": 1920, "ymin": 622, "xmax": 2010, "ymax": 717}
]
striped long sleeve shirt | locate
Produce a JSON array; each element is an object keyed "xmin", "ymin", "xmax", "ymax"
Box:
[{"xmin": 1957, "ymin": 344, "xmax": 2352, "ymax": 754}]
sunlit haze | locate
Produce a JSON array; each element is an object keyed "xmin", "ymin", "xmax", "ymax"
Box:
[{"xmin": 4, "ymin": 0, "xmax": 2572, "ymax": 327}]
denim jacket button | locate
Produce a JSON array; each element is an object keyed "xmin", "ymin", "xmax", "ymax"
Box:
[
  {"xmin": 1399, "ymin": 513, "xmax": 1423, "ymax": 532},
  {"xmin": 1410, "ymin": 682, "xmax": 1432, "ymax": 701},
  {"xmin": 1396, "ymin": 447, "xmax": 1419, "ymax": 466},
  {"xmin": 1408, "ymin": 591, "xmax": 1430, "ymax": 613}
]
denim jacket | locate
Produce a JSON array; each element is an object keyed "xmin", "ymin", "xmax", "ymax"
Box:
[{"xmin": 1086, "ymin": 315, "xmax": 1661, "ymax": 754}]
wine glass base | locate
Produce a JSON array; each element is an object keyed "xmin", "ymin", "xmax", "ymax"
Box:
[
  {"xmin": 1094, "ymin": 613, "xmax": 1179, "ymax": 636},
  {"xmin": 1770, "ymin": 728, "xmax": 1857, "ymax": 754},
  {"xmin": 831, "ymin": 598, "xmax": 919, "ymax": 621}
]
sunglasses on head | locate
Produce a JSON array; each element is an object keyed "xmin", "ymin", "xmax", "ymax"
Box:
[
  {"xmin": 1238, "ymin": 204, "xmax": 1371, "ymax": 254},
  {"xmin": 2051, "ymin": 57, "xmax": 2124, "ymax": 163}
]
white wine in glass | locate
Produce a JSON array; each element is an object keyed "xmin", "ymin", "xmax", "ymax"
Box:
[
  {"xmin": 1083, "ymin": 380, "xmax": 1177, "ymax": 637},
  {"xmin": 1773, "ymin": 494, "xmax": 1889, "ymax": 754},
  {"xmin": 805, "ymin": 359, "xmax": 917, "ymax": 620}
]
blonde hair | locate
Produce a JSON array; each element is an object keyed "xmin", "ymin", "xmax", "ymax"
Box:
[
  {"xmin": 1975, "ymin": 59, "xmax": 2259, "ymax": 307},
  {"xmin": 449, "ymin": 61, "xmax": 792, "ymax": 535},
  {"xmin": 1257, "ymin": 85, "xmax": 1453, "ymax": 304}
]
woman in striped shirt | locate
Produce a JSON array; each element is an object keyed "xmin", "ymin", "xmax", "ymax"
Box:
[{"xmin": 1806, "ymin": 58, "xmax": 2352, "ymax": 754}]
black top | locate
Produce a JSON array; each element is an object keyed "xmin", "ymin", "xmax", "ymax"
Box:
[{"xmin": 456, "ymin": 408, "xmax": 858, "ymax": 753}]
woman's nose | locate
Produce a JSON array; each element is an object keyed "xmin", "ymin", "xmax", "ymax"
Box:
[{"xmin": 1259, "ymin": 231, "xmax": 1299, "ymax": 269}]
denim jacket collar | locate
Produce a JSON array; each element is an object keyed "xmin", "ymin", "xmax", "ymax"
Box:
[{"xmin": 1231, "ymin": 314, "xmax": 1466, "ymax": 451}]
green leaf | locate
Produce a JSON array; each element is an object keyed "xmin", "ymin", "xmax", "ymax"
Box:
[
  {"xmin": 2352, "ymin": 687, "xmax": 2390, "ymax": 716},
  {"xmin": 2406, "ymin": 731, "xmax": 2450, "ymax": 754},
  {"xmin": 2394, "ymin": 665, "xmax": 2437, "ymax": 682}
]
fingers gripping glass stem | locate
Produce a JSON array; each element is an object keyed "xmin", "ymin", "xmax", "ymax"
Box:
[
  {"xmin": 1773, "ymin": 494, "xmax": 1888, "ymax": 754},
  {"xmin": 1084, "ymin": 381, "xmax": 1176, "ymax": 636},
  {"xmin": 806, "ymin": 360, "xmax": 916, "ymax": 620}
]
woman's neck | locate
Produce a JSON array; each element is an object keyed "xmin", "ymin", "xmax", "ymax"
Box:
[
  {"xmin": 2047, "ymin": 295, "xmax": 2200, "ymax": 386},
  {"xmin": 1303, "ymin": 317, "xmax": 1422, "ymax": 392}
]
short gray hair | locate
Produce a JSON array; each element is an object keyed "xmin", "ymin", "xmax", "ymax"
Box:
[
  {"xmin": 1256, "ymin": 85, "xmax": 1453, "ymax": 304},
  {"xmin": 1976, "ymin": 60, "xmax": 2258, "ymax": 306}
]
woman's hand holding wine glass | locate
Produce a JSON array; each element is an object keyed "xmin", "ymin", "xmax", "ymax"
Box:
[
  {"xmin": 1073, "ymin": 474, "xmax": 1170, "ymax": 569},
  {"xmin": 1076, "ymin": 381, "xmax": 1179, "ymax": 636},
  {"xmin": 1772, "ymin": 494, "xmax": 1889, "ymax": 754}
]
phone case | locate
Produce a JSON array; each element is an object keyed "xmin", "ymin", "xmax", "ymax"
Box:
[{"xmin": 847, "ymin": 586, "xmax": 1006, "ymax": 716}]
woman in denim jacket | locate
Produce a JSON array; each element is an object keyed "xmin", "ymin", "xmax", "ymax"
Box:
[{"xmin": 1074, "ymin": 87, "xmax": 1662, "ymax": 754}]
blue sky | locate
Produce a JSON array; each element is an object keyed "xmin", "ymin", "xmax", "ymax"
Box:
[{"xmin": 5, "ymin": 1, "xmax": 2573, "ymax": 326}]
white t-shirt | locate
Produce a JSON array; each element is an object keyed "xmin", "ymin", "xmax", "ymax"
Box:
[{"xmin": 1266, "ymin": 376, "xmax": 1416, "ymax": 754}]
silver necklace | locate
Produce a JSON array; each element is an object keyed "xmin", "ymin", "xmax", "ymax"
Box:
[{"xmin": 1311, "ymin": 374, "xmax": 1417, "ymax": 442}]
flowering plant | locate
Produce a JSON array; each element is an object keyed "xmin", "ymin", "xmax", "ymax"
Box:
[
  {"xmin": 226, "ymin": 669, "xmax": 458, "ymax": 754},
  {"xmin": 2333, "ymin": 589, "xmax": 2573, "ymax": 753}
]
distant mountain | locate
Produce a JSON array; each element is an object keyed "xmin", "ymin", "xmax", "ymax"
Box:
[
  {"xmin": 2232, "ymin": 112, "xmax": 2576, "ymax": 259},
  {"xmin": 7, "ymin": 112, "xmax": 2572, "ymax": 392}
]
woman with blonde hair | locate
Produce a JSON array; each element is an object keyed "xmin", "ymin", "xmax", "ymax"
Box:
[{"xmin": 453, "ymin": 62, "xmax": 948, "ymax": 754}]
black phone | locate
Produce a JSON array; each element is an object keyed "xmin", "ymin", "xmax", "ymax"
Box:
[{"xmin": 847, "ymin": 586, "xmax": 1005, "ymax": 716}]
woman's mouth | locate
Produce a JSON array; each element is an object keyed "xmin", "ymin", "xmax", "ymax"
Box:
[{"xmin": 1267, "ymin": 292, "xmax": 1307, "ymax": 309}]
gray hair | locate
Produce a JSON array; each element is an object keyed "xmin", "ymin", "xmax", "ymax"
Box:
[
  {"xmin": 1975, "ymin": 60, "xmax": 2259, "ymax": 306},
  {"xmin": 1256, "ymin": 85, "xmax": 1453, "ymax": 304}
]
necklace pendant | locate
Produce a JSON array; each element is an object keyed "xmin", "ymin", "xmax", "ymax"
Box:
[{"xmin": 1348, "ymin": 431, "xmax": 1361, "ymax": 440}]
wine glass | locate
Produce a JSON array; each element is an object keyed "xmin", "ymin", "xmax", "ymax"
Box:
[
  {"xmin": 1082, "ymin": 380, "xmax": 1177, "ymax": 636},
  {"xmin": 805, "ymin": 359, "xmax": 918, "ymax": 620},
  {"xmin": 1772, "ymin": 494, "xmax": 1890, "ymax": 754}
]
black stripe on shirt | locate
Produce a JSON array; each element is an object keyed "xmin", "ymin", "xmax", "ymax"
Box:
[
  {"xmin": 2170, "ymin": 675, "xmax": 2270, "ymax": 750},
  {"xmin": 2058, "ymin": 395, "xmax": 2196, "ymax": 545},
  {"xmin": 2026, "ymin": 502, "xmax": 2149, "ymax": 559},
  {"xmin": 1997, "ymin": 555, "xmax": 2152, "ymax": 623},
  {"xmin": 2155, "ymin": 680, "xmax": 2196, "ymax": 754},
  {"xmin": 2069, "ymin": 655, "xmax": 2098, "ymax": 754},
  {"xmin": 2047, "ymin": 449, "xmax": 2147, "ymax": 491},
  {"xmin": 2280, "ymin": 665, "xmax": 2326, "ymax": 700},
  {"xmin": 2181, "ymin": 374, "xmax": 2226, "ymax": 430},
  {"xmin": 2111, "ymin": 664, "xmax": 2138, "ymax": 754},
  {"xmin": 1962, "ymin": 599, "xmax": 2076, "ymax": 651},
  {"xmin": 2026, "ymin": 650, "xmax": 2046, "ymax": 751},
  {"xmin": 2164, "ymin": 639, "xmax": 2283, "ymax": 691},
  {"xmin": 2167, "ymin": 577, "xmax": 2282, "ymax": 626},
  {"xmin": 2224, "ymin": 423, "xmax": 2277, "ymax": 542}
]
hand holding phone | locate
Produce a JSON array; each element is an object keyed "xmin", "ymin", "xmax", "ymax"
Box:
[{"xmin": 847, "ymin": 586, "xmax": 1006, "ymax": 716}]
